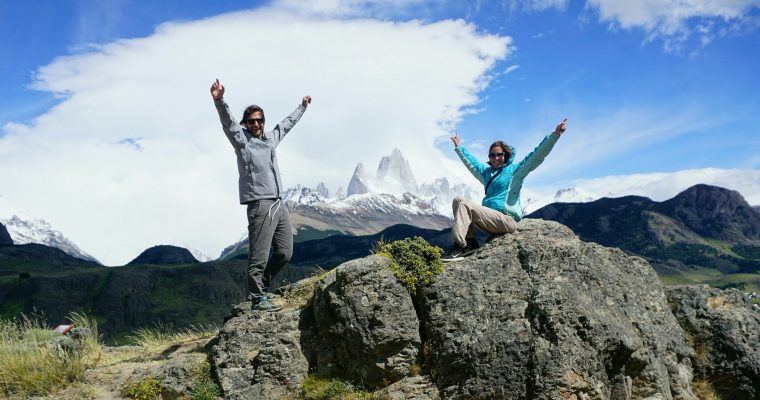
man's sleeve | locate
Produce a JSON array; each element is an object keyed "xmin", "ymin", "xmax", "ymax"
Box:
[
  {"xmin": 271, "ymin": 104, "xmax": 306, "ymax": 146},
  {"xmin": 214, "ymin": 99, "xmax": 244, "ymax": 149}
]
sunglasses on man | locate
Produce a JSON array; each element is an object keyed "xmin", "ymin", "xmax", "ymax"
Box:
[{"xmin": 245, "ymin": 118, "xmax": 265, "ymax": 124}]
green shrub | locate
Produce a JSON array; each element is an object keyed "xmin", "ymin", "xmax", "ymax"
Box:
[
  {"xmin": 191, "ymin": 361, "xmax": 221, "ymax": 400},
  {"xmin": 122, "ymin": 376, "xmax": 163, "ymax": 400},
  {"xmin": 302, "ymin": 376, "xmax": 361, "ymax": 400},
  {"xmin": 375, "ymin": 237, "xmax": 444, "ymax": 295}
]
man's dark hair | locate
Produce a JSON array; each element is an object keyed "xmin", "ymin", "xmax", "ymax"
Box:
[
  {"xmin": 241, "ymin": 105, "xmax": 265, "ymax": 124},
  {"xmin": 487, "ymin": 140, "xmax": 512, "ymax": 166}
]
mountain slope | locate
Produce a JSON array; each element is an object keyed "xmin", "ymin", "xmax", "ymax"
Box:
[
  {"xmin": 528, "ymin": 184, "xmax": 760, "ymax": 277},
  {"xmin": 220, "ymin": 188, "xmax": 453, "ymax": 259},
  {"xmin": 0, "ymin": 215, "xmax": 100, "ymax": 263},
  {"xmin": 0, "ymin": 222, "xmax": 12, "ymax": 245}
]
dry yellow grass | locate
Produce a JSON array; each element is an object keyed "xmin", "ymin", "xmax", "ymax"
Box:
[{"xmin": 0, "ymin": 312, "xmax": 101, "ymax": 399}]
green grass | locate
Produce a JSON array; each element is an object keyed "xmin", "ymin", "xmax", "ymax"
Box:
[
  {"xmin": 302, "ymin": 376, "xmax": 377, "ymax": 400},
  {"xmin": 659, "ymin": 267, "xmax": 760, "ymax": 296},
  {"xmin": 0, "ymin": 312, "xmax": 101, "ymax": 399},
  {"xmin": 125, "ymin": 322, "xmax": 217, "ymax": 351}
]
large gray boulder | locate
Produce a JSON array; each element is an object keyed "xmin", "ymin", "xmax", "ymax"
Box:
[
  {"xmin": 211, "ymin": 219, "xmax": 701, "ymax": 399},
  {"xmin": 667, "ymin": 285, "xmax": 760, "ymax": 400},
  {"xmin": 417, "ymin": 219, "xmax": 696, "ymax": 399},
  {"xmin": 308, "ymin": 256, "xmax": 421, "ymax": 386},
  {"xmin": 210, "ymin": 303, "xmax": 309, "ymax": 400}
]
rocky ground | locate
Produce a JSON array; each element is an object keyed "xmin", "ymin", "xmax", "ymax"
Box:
[
  {"xmin": 35, "ymin": 218, "xmax": 760, "ymax": 400},
  {"xmin": 36, "ymin": 335, "xmax": 214, "ymax": 400}
]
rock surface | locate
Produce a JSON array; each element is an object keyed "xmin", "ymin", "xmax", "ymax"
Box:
[
  {"xmin": 308, "ymin": 256, "xmax": 421, "ymax": 386},
  {"xmin": 667, "ymin": 285, "xmax": 760, "ymax": 400},
  {"xmin": 211, "ymin": 219, "xmax": 704, "ymax": 399},
  {"xmin": 0, "ymin": 222, "xmax": 12, "ymax": 245},
  {"xmin": 210, "ymin": 302, "xmax": 309, "ymax": 400},
  {"xmin": 418, "ymin": 219, "xmax": 695, "ymax": 400}
]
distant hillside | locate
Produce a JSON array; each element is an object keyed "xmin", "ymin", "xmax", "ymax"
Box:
[
  {"xmin": 0, "ymin": 224, "xmax": 452, "ymax": 340},
  {"xmin": 529, "ymin": 184, "xmax": 760, "ymax": 280},
  {"xmin": 128, "ymin": 245, "xmax": 199, "ymax": 265}
]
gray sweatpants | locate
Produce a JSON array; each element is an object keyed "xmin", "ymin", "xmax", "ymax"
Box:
[
  {"xmin": 452, "ymin": 197, "xmax": 517, "ymax": 247},
  {"xmin": 246, "ymin": 199, "xmax": 293, "ymax": 299}
]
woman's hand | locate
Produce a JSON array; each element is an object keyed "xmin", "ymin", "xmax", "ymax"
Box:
[
  {"xmin": 302, "ymin": 95, "xmax": 312, "ymax": 108},
  {"xmin": 210, "ymin": 79, "xmax": 225, "ymax": 100},
  {"xmin": 451, "ymin": 132, "xmax": 461, "ymax": 148},
  {"xmin": 554, "ymin": 118, "xmax": 567, "ymax": 136}
]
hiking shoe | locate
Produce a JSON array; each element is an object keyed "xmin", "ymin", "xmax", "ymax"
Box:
[
  {"xmin": 251, "ymin": 295, "xmax": 282, "ymax": 312},
  {"xmin": 442, "ymin": 245, "xmax": 478, "ymax": 262}
]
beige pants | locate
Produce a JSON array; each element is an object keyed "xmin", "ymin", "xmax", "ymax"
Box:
[{"xmin": 451, "ymin": 197, "xmax": 517, "ymax": 247}]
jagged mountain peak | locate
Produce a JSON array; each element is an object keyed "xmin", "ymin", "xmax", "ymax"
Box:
[
  {"xmin": 0, "ymin": 214, "xmax": 99, "ymax": 263},
  {"xmin": 347, "ymin": 163, "xmax": 370, "ymax": 196},
  {"xmin": 376, "ymin": 148, "xmax": 418, "ymax": 192},
  {"xmin": 0, "ymin": 222, "xmax": 13, "ymax": 245},
  {"xmin": 283, "ymin": 185, "xmax": 329, "ymax": 209}
]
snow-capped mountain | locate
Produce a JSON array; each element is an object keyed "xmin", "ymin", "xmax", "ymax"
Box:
[
  {"xmin": 344, "ymin": 148, "xmax": 479, "ymax": 215},
  {"xmin": 220, "ymin": 185, "xmax": 452, "ymax": 259},
  {"xmin": 523, "ymin": 187, "xmax": 596, "ymax": 215},
  {"xmin": 347, "ymin": 148, "xmax": 421, "ymax": 197},
  {"xmin": 284, "ymin": 185, "xmax": 451, "ymax": 236},
  {"xmin": 418, "ymin": 177, "xmax": 479, "ymax": 215},
  {"xmin": 0, "ymin": 215, "xmax": 100, "ymax": 264}
]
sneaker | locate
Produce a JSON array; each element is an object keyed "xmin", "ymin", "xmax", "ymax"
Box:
[
  {"xmin": 251, "ymin": 295, "xmax": 282, "ymax": 312},
  {"xmin": 442, "ymin": 245, "xmax": 478, "ymax": 262},
  {"xmin": 465, "ymin": 237, "xmax": 480, "ymax": 250}
]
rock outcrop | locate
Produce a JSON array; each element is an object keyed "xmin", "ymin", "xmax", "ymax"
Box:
[
  {"xmin": 667, "ymin": 285, "xmax": 760, "ymax": 400},
  {"xmin": 128, "ymin": 245, "xmax": 199, "ymax": 265},
  {"xmin": 0, "ymin": 222, "xmax": 12, "ymax": 245},
  {"xmin": 417, "ymin": 220, "xmax": 694, "ymax": 400},
  {"xmin": 211, "ymin": 219, "xmax": 708, "ymax": 399}
]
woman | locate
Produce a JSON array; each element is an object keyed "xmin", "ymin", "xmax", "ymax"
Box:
[{"xmin": 445, "ymin": 119, "xmax": 567, "ymax": 260}]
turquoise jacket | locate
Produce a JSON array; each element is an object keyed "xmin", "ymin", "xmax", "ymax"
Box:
[{"xmin": 455, "ymin": 132, "xmax": 560, "ymax": 221}]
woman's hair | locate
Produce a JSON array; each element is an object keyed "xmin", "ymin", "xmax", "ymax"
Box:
[
  {"xmin": 241, "ymin": 105, "xmax": 265, "ymax": 124},
  {"xmin": 487, "ymin": 140, "xmax": 512, "ymax": 166}
]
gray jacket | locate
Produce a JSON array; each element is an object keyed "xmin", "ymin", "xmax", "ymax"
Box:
[{"xmin": 214, "ymin": 99, "xmax": 305, "ymax": 204}]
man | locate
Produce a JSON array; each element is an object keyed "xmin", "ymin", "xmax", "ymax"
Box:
[{"xmin": 210, "ymin": 79, "xmax": 312, "ymax": 311}]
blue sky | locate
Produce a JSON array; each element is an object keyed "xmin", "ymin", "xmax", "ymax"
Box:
[{"xmin": 1, "ymin": 0, "xmax": 759, "ymax": 264}]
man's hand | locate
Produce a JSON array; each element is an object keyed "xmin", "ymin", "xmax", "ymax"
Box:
[
  {"xmin": 210, "ymin": 79, "xmax": 225, "ymax": 100},
  {"xmin": 302, "ymin": 95, "xmax": 312, "ymax": 108},
  {"xmin": 554, "ymin": 118, "xmax": 568, "ymax": 136},
  {"xmin": 451, "ymin": 132, "xmax": 461, "ymax": 148}
]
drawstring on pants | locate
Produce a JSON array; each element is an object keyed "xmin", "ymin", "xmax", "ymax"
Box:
[{"xmin": 266, "ymin": 199, "xmax": 282, "ymax": 222}]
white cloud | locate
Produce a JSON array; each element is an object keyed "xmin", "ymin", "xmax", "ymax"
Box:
[
  {"xmin": 504, "ymin": 64, "xmax": 520, "ymax": 74},
  {"xmin": 273, "ymin": 0, "xmax": 429, "ymax": 18},
  {"xmin": 585, "ymin": 0, "xmax": 760, "ymax": 49},
  {"xmin": 0, "ymin": 7, "xmax": 510, "ymax": 265}
]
